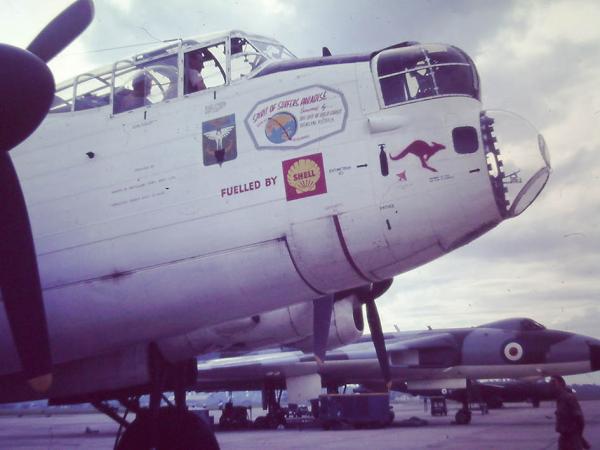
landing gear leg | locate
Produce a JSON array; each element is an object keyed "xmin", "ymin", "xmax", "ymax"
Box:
[
  {"xmin": 116, "ymin": 344, "xmax": 220, "ymax": 450},
  {"xmin": 455, "ymin": 380, "xmax": 472, "ymax": 425},
  {"xmin": 256, "ymin": 385, "xmax": 286, "ymax": 429}
]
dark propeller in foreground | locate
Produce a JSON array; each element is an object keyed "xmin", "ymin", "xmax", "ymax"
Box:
[
  {"xmin": 359, "ymin": 279, "xmax": 394, "ymax": 388},
  {"xmin": 312, "ymin": 279, "xmax": 393, "ymax": 387},
  {"xmin": 313, "ymin": 295, "xmax": 335, "ymax": 364},
  {"xmin": 0, "ymin": 0, "xmax": 94, "ymax": 392}
]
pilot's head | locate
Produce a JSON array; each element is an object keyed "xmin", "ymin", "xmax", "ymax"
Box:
[
  {"xmin": 188, "ymin": 50, "xmax": 204, "ymax": 70},
  {"xmin": 231, "ymin": 38, "xmax": 244, "ymax": 55},
  {"xmin": 132, "ymin": 72, "xmax": 152, "ymax": 97}
]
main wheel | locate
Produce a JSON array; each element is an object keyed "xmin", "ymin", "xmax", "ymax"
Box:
[
  {"xmin": 455, "ymin": 409, "xmax": 472, "ymax": 425},
  {"xmin": 254, "ymin": 416, "xmax": 267, "ymax": 429},
  {"xmin": 486, "ymin": 395, "xmax": 503, "ymax": 409},
  {"xmin": 117, "ymin": 408, "xmax": 220, "ymax": 450},
  {"xmin": 385, "ymin": 411, "xmax": 395, "ymax": 426}
]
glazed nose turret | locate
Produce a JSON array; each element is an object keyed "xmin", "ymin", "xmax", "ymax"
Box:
[{"xmin": 481, "ymin": 110, "xmax": 551, "ymax": 218}]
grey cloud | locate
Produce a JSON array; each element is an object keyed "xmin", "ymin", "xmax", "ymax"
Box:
[
  {"xmin": 478, "ymin": 39, "xmax": 600, "ymax": 133},
  {"xmin": 76, "ymin": 0, "xmax": 518, "ymax": 65},
  {"xmin": 553, "ymin": 306, "xmax": 600, "ymax": 336}
]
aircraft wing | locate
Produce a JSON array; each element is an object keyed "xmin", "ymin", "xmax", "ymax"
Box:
[
  {"xmin": 196, "ymin": 349, "xmax": 320, "ymax": 391},
  {"xmin": 194, "ymin": 331, "xmax": 462, "ymax": 392}
]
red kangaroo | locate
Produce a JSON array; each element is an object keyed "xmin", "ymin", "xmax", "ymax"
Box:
[{"xmin": 389, "ymin": 140, "xmax": 446, "ymax": 172}]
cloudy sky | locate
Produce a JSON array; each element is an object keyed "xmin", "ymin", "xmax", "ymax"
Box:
[{"xmin": 2, "ymin": 1, "xmax": 599, "ymax": 381}]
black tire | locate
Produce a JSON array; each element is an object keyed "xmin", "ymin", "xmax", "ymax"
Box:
[
  {"xmin": 455, "ymin": 409, "xmax": 472, "ymax": 425},
  {"xmin": 254, "ymin": 416, "xmax": 267, "ymax": 429},
  {"xmin": 386, "ymin": 411, "xmax": 395, "ymax": 426},
  {"xmin": 267, "ymin": 414, "xmax": 281, "ymax": 429},
  {"xmin": 116, "ymin": 415, "xmax": 151, "ymax": 450},
  {"xmin": 117, "ymin": 408, "xmax": 220, "ymax": 450},
  {"xmin": 486, "ymin": 396, "xmax": 503, "ymax": 409}
]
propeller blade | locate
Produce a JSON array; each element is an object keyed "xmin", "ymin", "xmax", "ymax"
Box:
[
  {"xmin": 365, "ymin": 300, "xmax": 391, "ymax": 388},
  {"xmin": 0, "ymin": 0, "xmax": 94, "ymax": 393},
  {"xmin": 0, "ymin": 153, "xmax": 52, "ymax": 391},
  {"xmin": 0, "ymin": 45, "xmax": 54, "ymax": 153},
  {"xmin": 27, "ymin": 0, "xmax": 94, "ymax": 63},
  {"xmin": 313, "ymin": 295, "xmax": 334, "ymax": 364},
  {"xmin": 357, "ymin": 279, "xmax": 393, "ymax": 388}
]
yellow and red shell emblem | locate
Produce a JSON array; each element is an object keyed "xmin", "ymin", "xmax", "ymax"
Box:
[
  {"xmin": 286, "ymin": 158, "xmax": 321, "ymax": 194},
  {"xmin": 282, "ymin": 153, "xmax": 327, "ymax": 201}
]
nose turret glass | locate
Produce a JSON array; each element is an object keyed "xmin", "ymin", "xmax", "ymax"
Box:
[{"xmin": 482, "ymin": 110, "xmax": 551, "ymax": 218}]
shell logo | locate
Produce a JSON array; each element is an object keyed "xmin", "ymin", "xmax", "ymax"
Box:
[
  {"xmin": 287, "ymin": 158, "xmax": 321, "ymax": 194},
  {"xmin": 282, "ymin": 153, "xmax": 327, "ymax": 201},
  {"xmin": 503, "ymin": 342, "xmax": 524, "ymax": 362}
]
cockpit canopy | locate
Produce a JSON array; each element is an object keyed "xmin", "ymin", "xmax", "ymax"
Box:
[
  {"xmin": 51, "ymin": 30, "xmax": 295, "ymax": 115},
  {"xmin": 479, "ymin": 318, "xmax": 546, "ymax": 331},
  {"xmin": 373, "ymin": 43, "xmax": 480, "ymax": 107}
]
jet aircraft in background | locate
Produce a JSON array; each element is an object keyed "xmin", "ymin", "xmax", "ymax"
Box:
[
  {"xmin": 442, "ymin": 378, "xmax": 556, "ymax": 409},
  {"xmin": 0, "ymin": 0, "xmax": 552, "ymax": 448},
  {"xmin": 195, "ymin": 318, "xmax": 600, "ymax": 425}
]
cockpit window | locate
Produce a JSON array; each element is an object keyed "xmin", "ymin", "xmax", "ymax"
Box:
[
  {"xmin": 184, "ymin": 42, "xmax": 226, "ymax": 94},
  {"xmin": 378, "ymin": 46, "xmax": 427, "ymax": 75},
  {"xmin": 250, "ymin": 40, "xmax": 295, "ymax": 60},
  {"xmin": 112, "ymin": 63, "xmax": 152, "ymax": 114},
  {"xmin": 375, "ymin": 44, "xmax": 480, "ymax": 107},
  {"xmin": 50, "ymin": 85, "xmax": 74, "ymax": 113},
  {"xmin": 48, "ymin": 32, "xmax": 295, "ymax": 115},
  {"xmin": 522, "ymin": 319, "xmax": 546, "ymax": 331},
  {"xmin": 479, "ymin": 318, "xmax": 546, "ymax": 331},
  {"xmin": 73, "ymin": 73, "xmax": 111, "ymax": 111},
  {"xmin": 112, "ymin": 54, "xmax": 178, "ymax": 114},
  {"xmin": 230, "ymin": 37, "xmax": 267, "ymax": 81}
]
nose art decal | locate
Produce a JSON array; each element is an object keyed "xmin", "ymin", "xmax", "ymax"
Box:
[
  {"xmin": 389, "ymin": 140, "xmax": 446, "ymax": 172},
  {"xmin": 282, "ymin": 153, "xmax": 328, "ymax": 201}
]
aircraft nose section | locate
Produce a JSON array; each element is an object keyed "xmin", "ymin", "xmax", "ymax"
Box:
[
  {"xmin": 589, "ymin": 342, "xmax": 600, "ymax": 372},
  {"xmin": 481, "ymin": 110, "xmax": 551, "ymax": 218}
]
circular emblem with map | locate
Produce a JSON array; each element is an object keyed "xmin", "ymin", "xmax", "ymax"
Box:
[{"xmin": 265, "ymin": 112, "xmax": 298, "ymax": 144}]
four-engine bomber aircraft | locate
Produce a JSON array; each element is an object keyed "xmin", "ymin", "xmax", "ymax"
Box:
[
  {"xmin": 195, "ymin": 318, "xmax": 600, "ymax": 425},
  {"xmin": 0, "ymin": 1, "xmax": 552, "ymax": 448}
]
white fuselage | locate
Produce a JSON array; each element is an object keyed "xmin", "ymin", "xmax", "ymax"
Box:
[{"xmin": 0, "ymin": 58, "xmax": 501, "ymax": 380}]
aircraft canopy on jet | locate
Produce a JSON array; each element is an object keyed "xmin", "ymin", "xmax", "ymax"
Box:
[{"xmin": 479, "ymin": 318, "xmax": 546, "ymax": 331}]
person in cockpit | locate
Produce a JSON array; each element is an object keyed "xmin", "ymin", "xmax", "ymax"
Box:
[
  {"xmin": 411, "ymin": 69, "xmax": 435, "ymax": 99},
  {"xmin": 115, "ymin": 72, "xmax": 152, "ymax": 112},
  {"xmin": 185, "ymin": 49, "xmax": 207, "ymax": 94}
]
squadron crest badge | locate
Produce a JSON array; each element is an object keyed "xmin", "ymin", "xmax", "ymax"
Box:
[
  {"xmin": 282, "ymin": 153, "xmax": 327, "ymax": 201},
  {"xmin": 202, "ymin": 114, "xmax": 237, "ymax": 166}
]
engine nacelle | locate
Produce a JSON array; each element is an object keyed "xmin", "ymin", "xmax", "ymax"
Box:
[{"xmin": 158, "ymin": 294, "xmax": 364, "ymax": 361}]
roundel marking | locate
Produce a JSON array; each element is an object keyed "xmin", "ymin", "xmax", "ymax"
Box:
[{"xmin": 503, "ymin": 342, "xmax": 524, "ymax": 362}]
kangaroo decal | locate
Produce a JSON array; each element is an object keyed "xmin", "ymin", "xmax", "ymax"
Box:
[{"xmin": 389, "ymin": 140, "xmax": 446, "ymax": 172}]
